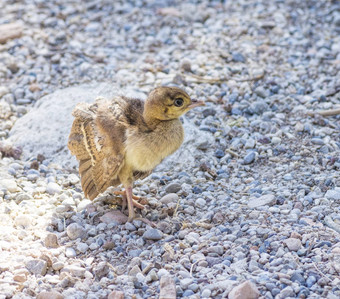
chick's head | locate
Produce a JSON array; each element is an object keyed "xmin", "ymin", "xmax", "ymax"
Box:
[{"xmin": 145, "ymin": 86, "xmax": 204, "ymax": 121}]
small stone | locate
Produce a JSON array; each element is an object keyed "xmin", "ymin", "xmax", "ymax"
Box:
[
  {"xmin": 77, "ymin": 242, "xmax": 89, "ymax": 253},
  {"xmin": 165, "ymin": 183, "xmax": 181, "ymax": 193},
  {"xmin": 0, "ymin": 86, "xmax": 9, "ymax": 98},
  {"xmin": 15, "ymin": 215, "xmax": 33, "ymax": 227},
  {"xmin": 13, "ymin": 270, "xmax": 28, "ymax": 283},
  {"xmin": 180, "ymin": 278, "xmax": 193, "ymax": 289},
  {"xmin": 0, "ymin": 23, "xmax": 23, "ymax": 44},
  {"xmin": 46, "ymin": 182, "xmax": 62, "ymax": 195},
  {"xmin": 66, "ymin": 223, "xmax": 86, "ymax": 240},
  {"xmin": 52, "ymin": 261, "xmax": 64, "ymax": 271},
  {"xmin": 65, "ymin": 265, "xmax": 86, "ymax": 277},
  {"xmin": 311, "ymin": 138, "xmax": 325, "ymax": 145},
  {"xmin": 100, "ymin": 210, "xmax": 128, "ymax": 225},
  {"xmin": 325, "ymin": 189, "xmax": 340, "ymax": 201},
  {"xmin": 284, "ymin": 238, "xmax": 302, "ymax": 251},
  {"xmin": 254, "ymin": 86, "xmax": 269, "ymax": 98},
  {"xmin": 160, "ymin": 276, "xmax": 176, "ymax": 299},
  {"xmin": 271, "ymin": 137, "xmax": 281, "ymax": 144},
  {"xmin": 202, "ymin": 107, "xmax": 217, "ymax": 117},
  {"xmin": 160, "ymin": 193, "xmax": 179, "ymax": 204},
  {"xmin": 26, "ymin": 259, "xmax": 47, "ymax": 276},
  {"xmin": 65, "ymin": 247, "xmax": 77, "ymax": 258},
  {"xmin": 243, "ymin": 152, "xmax": 256, "ymax": 164},
  {"xmin": 248, "ymin": 194, "xmax": 275, "ymax": 208},
  {"xmin": 143, "ymin": 229, "xmax": 163, "ymax": 240},
  {"xmin": 77, "ymin": 199, "xmax": 92, "ymax": 211},
  {"xmin": 201, "ymin": 288, "xmax": 212, "ymax": 298},
  {"xmin": 158, "ymin": 269, "xmax": 170, "ymax": 278},
  {"xmin": 195, "ymin": 197, "xmax": 206, "ymax": 208},
  {"xmin": 181, "ymin": 59, "xmax": 192, "ymax": 72},
  {"xmin": 215, "ymin": 149, "xmax": 225, "ymax": 158},
  {"xmin": 232, "ymin": 52, "xmax": 246, "ymax": 63},
  {"xmin": 229, "ymin": 280, "xmax": 260, "ymax": 299},
  {"xmin": 37, "ymin": 291, "xmax": 63, "ymax": 299},
  {"xmin": 208, "ymin": 245, "xmax": 224, "ymax": 255},
  {"xmin": 197, "ymin": 140, "xmax": 210, "ymax": 150},
  {"xmin": 278, "ymin": 286, "xmax": 295, "ymax": 298},
  {"xmin": 0, "ymin": 179, "xmax": 19, "ymax": 192},
  {"xmin": 68, "ymin": 173, "xmax": 80, "ymax": 184},
  {"xmin": 44, "ymin": 233, "xmax": 59, "ymax": 248},
  {"xmin": 129, "ymin": 265, "xmax": 142, "ymax": 277},
  {"xmin": 108, "ymin": 291, "xmax": 124, "ymax": 299},
  {"xmin": 93, "ymin": 261, "xmax": 110, "ymax": 279}
]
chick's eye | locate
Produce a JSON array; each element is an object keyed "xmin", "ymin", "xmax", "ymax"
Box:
[{"xmin": 174, "ymin": 98, "xmax": 184, "ymax": 107}]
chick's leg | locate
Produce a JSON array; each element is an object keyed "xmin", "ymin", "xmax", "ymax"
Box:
[
  {"xmin": 113, "ymin": 190, "xmax": 145, "ymax": 211},
  {"xmin": 126, "ymin": 187, "xmax": 135, "ymax": 221}
]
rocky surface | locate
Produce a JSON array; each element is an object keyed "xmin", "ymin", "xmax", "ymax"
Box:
[{"xmin": 0, "ymin": 0, "xmax": 340, "ymax": 298}]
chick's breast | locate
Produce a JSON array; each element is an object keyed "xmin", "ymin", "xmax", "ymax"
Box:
[{"xmin": 124, "ymin": 119, "xmax": 184, "ymax": 172}]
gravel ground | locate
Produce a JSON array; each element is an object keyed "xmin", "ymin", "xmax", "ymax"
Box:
[{"xmin": 0, "ymin": 0, "xmax": 340, "ymax": 298}]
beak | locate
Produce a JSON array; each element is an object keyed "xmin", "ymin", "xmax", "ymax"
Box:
[{"xmin": 188, "ymin": 99, "xmax": 205, "ymax": 109}]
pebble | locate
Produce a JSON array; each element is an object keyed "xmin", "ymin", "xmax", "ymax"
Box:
[
  {"xmin": 108, "ymin": 291, "xmax": 124, "ymax": 299},
  {"xmin": 160, "ymin": 193, "xmax": 179, "ymax": 204},
  {"xmin": 195, "ymin": 197, "xmax": 206, "ymax": 208},
  {"xmin": 0, "ymin": 179, "xmax": 19, "ymax": 192},
  {"xmin": 100, "ymin": 210, "xmax": 128, "ymax": 225},
  {"xmin": 26, "ymin": 259, "xmax": 47, "ymax": 276},
  {"xmin": 46, "ymin": 182, "xmax": 62, "ymax": 195},
  {"xmin": 284, "ymin": 238, "xmax": 302, "ymax": 251},
  {"xmin": 44, "ymin": 233, "xmax": 59, "ymax": 248},
  {"xmin": 77, "ymin": 242, "xmax": 89, "ymax": 253},
  {"xmin": 160, "ymin": 276, "xmax": 176, "ymax": 299},
  {"xmin": 243, "ymin": 152, "xmax": 256, "ymax": 164},
  {"xmin": 248, "ymin": 194, "xmax": 276, "ymax": 208},
  {"xmin": 66, "ymin": 223, "xmax": 86, "ymax": 240},
  {"xmin": 229, "ymin": 281, "xmax": 260, "ymax": 299},
  {"xmin": 325, "ymin": 189, "xmax": 340, "ymax": 201},
  {"xmin": 65, "ymin": 247, "xmax": 77, "ymax": 258},
  {"xmin": 165, "ymin": 183, "xmax": 181, "ymax": 193},
  {"xmin": 143, "ymin": 229, "xmax": 163, "ymax": 241},
  {"xmin": 37, "ymin": 291, "xmax": 63, "ymax": 299},
  {"xmin": 201, "ymin": 288, "xmax": 212, "ymax": 298}
]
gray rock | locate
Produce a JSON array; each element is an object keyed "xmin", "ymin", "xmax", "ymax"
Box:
[
  {"xmin": 325, "ymin": 189, "xmax": 340, "ymax": 201},
  {"xmin": 195, "ymin": 197, "xmax": 206, "ymax": 208},
  {"xmin": 37, "ymin": 291, "xmax": 63, "ymax": 299},
  {"xmin": 243, "ymin": 152, "xmax": 256, "ymax": 164},
  {"xmin": 0, "ymin": 179, "xmax": 19, "ymax": 192},
  {"xmin": 46, "ymin": 182, "xmax": 62, "ymax": 195},
  {"xmin": 165, "ymin": 183, "xmax": 181, "ymax": 193},
  {"xmin": 64, "ymin": 265, "xmax": 86, "ymax": 277},
  {"xmin": 76, "ymin": 242, "xmax": 89, "ymax": 253},
  {"xmin": 65, "ymin": 247, "xmax": 77, "ymax": 258},
  {"xmin": 180, "ymin": 277, "xmax": 193, "ymax": 289},
  {"xmin": 284, "ymin": 238, "xmax": 302, "ymax": 251},
  {"xmin": 160, "ymin": 276, "xmax": 176, "ymax": 299},
  {"xmin": 248, "ymin": 194, "xmax": 276, "ymax": 208},
  {"xmin": 93, "ymin": 261, "xmax": 110, "ymax": 279},
  {"xmin": 229, "ymin": 280, "xmax": 260, "ymax": 299},
  {"xmin": 26, "ymin": 259, "xmax": 47, "ymax": 276},
  {"xmin": 160, "ymin": 193, "xmax": 179, "ymax": 204},
  {"xmin": 44, "ymin": 233, "xmax": 59, "ymax": 248},
  {"xmin": 66, "ymin": 223, "xmax": 86, "ymax": 240},
  {"xmin": 201, "ymin": 288, "xmax": 212, "ymax": 298},
  {"xmin": 143, "ymin": 229, "xmax": 163, "ymax": 240},
  {"xmin": 254, "ymin": 86, "xmax": 269, "ymax": 98}
]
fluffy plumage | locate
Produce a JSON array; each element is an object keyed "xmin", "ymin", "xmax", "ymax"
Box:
[{"xmin": 68, "ymin": 86, "xmax": 204, "ymax": 220}]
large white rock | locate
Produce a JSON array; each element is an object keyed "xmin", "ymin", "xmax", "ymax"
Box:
[{"xmin": 9, "ymin": 83, "xmax": 212, "ymax": 170}]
